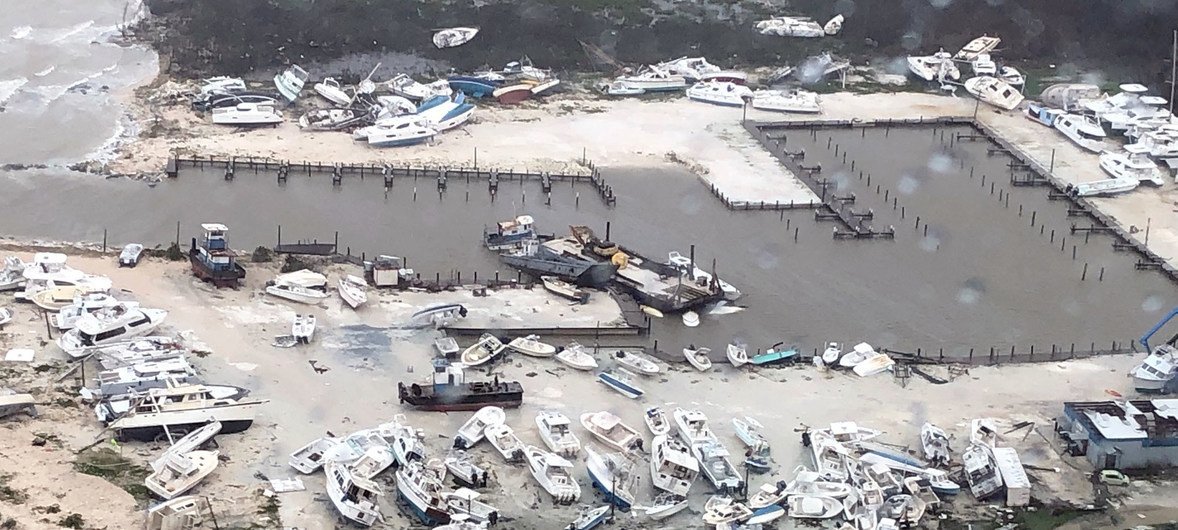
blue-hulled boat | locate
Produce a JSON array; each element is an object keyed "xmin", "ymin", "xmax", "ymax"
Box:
[
  {"xmin": 585, "ymin": 445, "xmax": 636, "ymax": 511},
  {"xmin": 750, "ymin": 344, "xmax": 798, "ymax": 366},
  {"xmin": 448, "ymin": 76, "xmax": 500, "ymax": 98},
  {"xmin": 597, "ymin": 368, "xmax": 644, "ymax": 399}
]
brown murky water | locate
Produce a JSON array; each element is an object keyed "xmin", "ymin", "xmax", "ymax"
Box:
[{"xmin": 1, "ymin": 125, "xmax": 1172, "ymax": 356}]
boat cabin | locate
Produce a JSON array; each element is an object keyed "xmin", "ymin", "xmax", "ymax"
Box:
[
  {"xmin": 189, "ymin": 223, "xmax": 246, "ymax": 287},
  {"xmin": 369, "ymin": 255, "xmax": 413, "ymax": 287},
  {"xmin": 433, "ymin": 358, "xmax": 467, "ymax": 388}
]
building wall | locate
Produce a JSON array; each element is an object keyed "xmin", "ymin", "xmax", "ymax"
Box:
[{"xmin": 1061, "ymin": 405, "xmax": 1178, "ymax": 470}]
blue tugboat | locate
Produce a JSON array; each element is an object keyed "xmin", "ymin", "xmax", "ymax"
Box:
[{"xmin": 189, "ymin": 223, "xmax": 246, "ymax": 288}]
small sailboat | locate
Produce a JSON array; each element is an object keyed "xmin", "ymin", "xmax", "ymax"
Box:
[
  {"xmin": 643, "ymin": 407, "xmax": 670, "ymax": 436},
  {"xmin": 337, "ymin": 275, "xmax": 368, "ymax": 309},
  {"xmin": 541, "ymin": 276, "xmax": 589, "ymax": 304},
  {"xmin": 454, "ymin": 406, "xmax": 506, "ymax": 449},
  {"xmin": 505, "ymin": 334, "xmax": 557, "ymax": 357},
  {"xmin": 460, "ymin": 333, "xmax": 507, "ymax": 367},
  {"xmin": 613, "ymin": 350, "xmax": 660, "ymax": 375},
  {"xmin": 726, "ymin": 343, "xmax": 749, "ymax": 367},
  {"xmin": 921, "ymin": 423, "xmax": 952, "ymax": 467},
  {"xmin": 291, "ymin": 314, "xmax": 316, "ymax": 344},
  {"xmin": 682, "ymin": 311, "xmax": 700, "ymax": 327},
  {"xmin": 732, "ymin": 417, "xmax": 769, "ymax": 449},
  {"xmin": 535, "ymin": 411, "xmax": 581, "ymax": 457},
  {"xmin": 570, "ymin": 505, "xmax": 610, "ymax": 530},
  {"xmin": 683, "ymin": 345, "xmax": 712, "ymax": 371},
  {"xmin": 821, "ymin": 342, "xmax": 842, "ymax": 365},
  {"xmin": 580, "ymin": 411, "xmax": 643, "ymax": 453},
  {"xmin": 524, "ymin": 445, "xmax": 581, "ymax": 504},
  {"xmin": 484, "ymin": 423, "xmax": 525, "ymax": 462},
  {"xmin": 556, "ymin": 342, "xmax": 598, "ymax": 370},
  {"xmin": 433, "ymin": 27, "xmax": 479, "ymax": 49},
  {"xmin": 644, "ymin": 493, "xmax": 689, "ymax": 520},
  {"xmin": 289, "ymin": 437, "xmax": 341, "ymax": 474},
  {"xmin": 597, "ymin": 368, "xmax": 645, "ymax": 399}
]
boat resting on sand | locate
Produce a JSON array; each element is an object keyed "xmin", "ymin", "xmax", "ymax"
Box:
[
  {"xmin": 684, "ymin": 345, "xmax": 713, "ymax": 371},
  {"xmin": 536, "ymin": 411, "xmax": 582, "ymax": 457},
  {"xmin": 581, "ymin": 411, "xmax": 643, "ymax": 452}
]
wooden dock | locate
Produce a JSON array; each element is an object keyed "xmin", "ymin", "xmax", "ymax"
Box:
[{"xmin": 166, "ymin": 154, "xmax": 618, "ymax": 206}]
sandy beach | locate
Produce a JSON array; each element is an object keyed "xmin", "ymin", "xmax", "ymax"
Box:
[{"xmin": 0, "ymin": 248, "xmax": 1174, "ymax": 528}]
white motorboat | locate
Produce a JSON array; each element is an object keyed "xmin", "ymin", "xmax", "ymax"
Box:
[
  {"xmin": 146, "ymin": 495, "xmax": 204, "ymax": 530},
  {"xmin": 386, "ymin": 74, "xmax": 452, "ymax": 101},
  {"xmin": 1132, "ymin": 344, "xmax": 1178, "ymax": 393},
  {"xmin": 821, "ymin": 342, "xmax": 842, "ymax": 365},
  {"xmin": 809, "ymin": 432, "xmax": 850, "ymax": 482},
  {"xmin": 313, "ymin": 77, "xmax": 354, "ymax": 106},
  {"xmin": 1000, "ymin": 65, "xmax": 1026, "ymax": 86},
  {"xmin": 615, "ymin": 67, "xmax": 688, "ymax": 92},
  {"xmin": 962, "ymin": 444, "xmax": 1004, "ymax": 500},
  {"xmin": 853, "ymin": 352, "xmax": 895, "ymax": 377},
  {"xmin": 682, "ymin": 311, "xmax": 700, "ymax": 327},
  {"xmin": 823, "ymin": 14, "xmax": 844, "ymax": 35},
  {"xmin": 732, "ymin": 417, "xmax": 769, "ymax": 449},
  {"xmin": 540, "ymin": 275, "xmax": 589, "ymax": 303},
  {"xmin": 970, "ymin": 418, "xmax": 1000, "ymax": 448},
  {"xmin": 1053, "ymin": 113, "xmax": 1107, "ymax": 153},
  {"xmin": 289, "ymin": 436, "xmax": 341, "ymax": 474},
  {"xmin": 395, "ymin": 462, "xmax": 451, "ymax": 525},
  {"xmin": 580, "ymin": 411, "xmax": 643, "ymax": 453},
  {"xmin": 597, "ymin": 368, "xmax": 645, "ymax": 399},
  {"xmin": 326, "ymin": 462, "xmax": 384, "ymax": 526},
  {"xmin": 584, "ymin": 445, "xmax": 638, "ymax": 510},
  {"xmin": 374, "ymin": 95, "xmax": 418, "ymax": 118},
  {"xmin": 524, "ymin": 445, "xmax": 581, "ymax": 504},
  {"xmin": 755, "ymin": 16, "xmax": 825, "ymax": 38},
  {"xmin": 964, "ymin": 76, "xmax": 1025, "ymax": 110},
  {"xmin": 454, "ymin": 406, "xmax": 506, "ymax": 450},
  {"xmin": 443, "ymin": 488, "xmax": 499, "ymax": 525},
  {"xmin": 265, "ymin": 282, "xmax": 328, "ymax": 305},
  {"xmin": 1041, "ymin": 83, "xmax": 1104, "ymax": 111},
  {"xmin": 536, "ymin": 411, "xmax": 581, "ymax": 457},
  {"xmin": 702, "ymin": 497, "xmax": 753, "ymax": 526},
  {"xmin": 856, "ymin": 453, "xmax": 961, "ymax": 496},
  {"xmin": 786, "ymin": 494, "xmax": 843, "ymax": 518},
  {"xmin": 644, "ymin": 493, "xmax": 689, "ymax": 520},
  {"xmin": 650, "ymin": 434, "xmax": 698, "ymax": 496},
  {"xmin": 726, "ymin": 344, "xmax": 749, "ymax": 367},
  {"xmin": 821, "ymin": 421, "xmax": 882, "ymax": 444},
  {"xmin": 686, "ymin": 81, "xmax": 753, "ymax": 107},
  {"xmin": 93, "ymin": 336, "xmax": 187, "ymax": 370},
  {"xmin": 750, "ymin": 88, "xmax": 821, "ymax": 113},
  {"xmin": 955, "ymin": 35, "xmax": 1001, "ymax": 60},
  {"xmin": 151, "ymin": 421, "xmax": 223, "ymax": 473},
  {"xmin": 97, "ymin": 384, "xmax": 248, "ymax": 422},
  {"xmin": 657, "ymin": 57, "xmax": 747, "ymax": 84},
  {"xmin": 570, "ymin": 505, "xmax": 610, "ymax": 530},
  {"xmin": 337, "ymin": 275, "xmax": 368, "ymax": 309},
  {"xmin": 683, "ymin": 345, "xmax": 713, "ymax": 371},
  {"xmin": 291, "ymin": 314, "xmax": 316, "ymax": 344},
  {"xmin": 484, "ymin": 423, "xmax": 525, "ymax": 462},
  {"xmin": 274, "ymin": 64, "xmax": 309, "ymax": 102},
  {"xmin": 298, "ymin": 108, "xmax": 361, "ymax": 131},
  {"xmin": 367, "ymin": 120, "xmax": 437, "ymax": 148},
  {"xmin": 322, "ymin": 430, "xmax": 389, "ymax": 467},
  {"xmin": 906, "ymin": 49, "xmax": 960, "ymax": 82},
  {"xmin": 644, "ymin": 406, "xmax": 670, "ymax": 436},
  {"xmin": 210, "ymin": 102, "xmax": 283, "ymax": 126},
  {"xmin": 610, "ymin": 349, "xmax": 659, "ymax": 375},
  {"xmin": 971, "ymin": 53, "xmax": 997, "ymax": 76},
  {"xmin": 600, "ymin": 80, "xmax": 646, "ymax": 96},
  {"xmin": 106, "ymin": 384, "xmax": 266, "ymax": 441},
  {"xmin": 119, "ymin": 243, "xmax": 144, "ymax": 267},
  {"xmin": 386, "ymin": 423, "xmax": 426, "ymax": 468},
  {"xmin": 444, "ymin": 451, "xmax": 488, "ymax": 489},
  {"xmin": 506, "ymin": 334, "xmax": 556, "ymax": 357},
  {"xmin": 921, "ymin": 422, "xmax": 952, "ymax": 467},
  {"xmin": 667, "ymin": 250, "xmax": 741, "ymax": 300},
  {"xmin": 145, "ymin": 450, "xmax": 219, "ymax": 500},
  {"xmin": 433, "ymin": 27, "xmax": 479, "ymax": 49},
  {"xmin": 673, "ymin": 408, "xmax": 716, "ymax": 445},
  {"xmin": 32, "ymin": 284, "xmax": 99, "ymax": 311},
  {"xmin": 55, "ymin": 292, "xmax": 126, "ymax": 330},
  {"xmin": 275, "ymin": 269, "xmax": 328, "ymax": 288},
  {"xmin": 1100, "ymin": 145, "xmax": 1166, "ymax": 186},
  {"xmin": 57, "ymin": 305, "xmax": 168, "ymax": 359},
  {"xmin": 350, "ymin": 445, "xmax": 396, "ymax": 480},
  {"xmin": 434, "ymin": 337, "xmax": 460, "ymax": 358},
  {"xmin": 82, "ymin": 357, "xmax": 194, "ymax": 400},
  {"xmin": 460, "ymin": 333, "xmax": 507, "ymax": 367},
  {"xmin": 1134, "ymin": 129, "xmax": 1178, "ymax": 157},
  {"xmin": 1067, "ymin": 177, "xmax": 1139, "ymax": 198},
  {"xmin": 693, "ymin": 440, "xmax": 744, "ymax": 492},
  {"xmin": 556, "ymin": 342, "xmax": 598, "ymax": 370}
]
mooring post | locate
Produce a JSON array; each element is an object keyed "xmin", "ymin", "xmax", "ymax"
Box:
[
  {"xmin": 1049, "ymin": 149, "xmax": 1056, "ymax": 173},
  {"xmin": 1031, "ymin": 211, "xmax": 1037, "ymax": 226},
  {"xmin": 1099, "ymin": 266, "xmax": 1105, "ymax": 281},
  {"xmin": 1050, "ymin": 229, "xmax": 1055, "ymax": 243},
  {"xmin": 1081, "ymin": 262, "xmax": 1088, "ymax": 281},
  {"xmin": 794, "ymin": 227, "xmax": 799, "ymax": 242}
]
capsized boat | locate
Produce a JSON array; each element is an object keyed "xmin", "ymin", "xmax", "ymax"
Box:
[
  {"xmin": 581, "ymin": 411, "xmax": 644, "ymax": 452},
  {"xmin": 434, "ymin": 27, "xmax": 479, "ymax": 49},
  {"xmin": 536, "ymin": 410, "xmax": 582, "ymax": 457},
  {"xmin": 921, "ymin": 422, "xmax": 952, "ymax": 467},
  {"xmin": 460, "ymin": 333, "xmax": 507, "ymax": 367},
  {"xmin": 493, "ymin": 83, "xmax": 533, "ymax": 104},
  {"xmin": 684, "ymin": 345, "xmax": 713, "ymax": 371},
  {"xmin": 291, "ymin": 314, "xmax": 316, "ymax": 344},
  {"xmin": 273, "ymin": 65, "xmax": 309, "ymax": 101},
  {"xmin": 964, "ymin": 76, "xmax": 1025, "ymax": 111},
  {"xmin": 597, "ymin": 368, "xmax": 645, "ymax": 399},
  {"xmin": 524, "ymin": 445, "xmax": 581, "ymax": 504},
  {"xmin": 644, "ymin": 406, "xmax": 670, "ymax": 436},
  {"xmin": 454, "ymin": 406, "xmax": 506, "ymax": 449},
  {"xmin": 613, "ymin": 349, "xmax": 660, "ymax": 375},
  {"xmin": 337, "ymin": 275, "xmax": 368, "ymax": 309},
  {"xmin": 556, "ymin": 342, "xmax": 598, "ymax": 370},
  {"xmin": 506, "ymin": 334, "xmax": 556, "ymax": 358},
  {"xmin": 726, "ymin": 343, "xmax": 749, "ymax": 367},
  {"xmin": 755, "ymin": 16, "xmax": 825, "ymax": 37}
]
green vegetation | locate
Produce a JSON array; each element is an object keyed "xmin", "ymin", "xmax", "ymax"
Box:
[
  {"xmin": 251, "ymin": 246, "xmax": 274, "ymax": 263},
  {"xmin": 73, "ymin": 447, "xmax": 153, "ymax": 502}
]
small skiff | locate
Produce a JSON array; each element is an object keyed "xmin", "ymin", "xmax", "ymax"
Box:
[
  {"xmin": 702, "ymin": 497, "xmax": 753, "ymax": 526},
  {"xmin": 289, "ymin": 437, "xmax": 341, "ymax": 474},
  {"xmin": 570, "ymin": 505, "xmax": 610, "ymax": 530},
  {"xmin": 580, "ymin": 411, "xmax": 643, "ymax": 453},
  {"xmin": 682, "ymin": 311, "xmax": 700, "ymax": 327},
  {"xmin": 822, "ymin": 342, "xmax": 842, "ymax": 364},
  {"xmin": 265, "ymin": 283, "xmax": 329, "ymax": 305},
  {"xmin": 732, "ymin": 417, "xmax": 769, "ymax": 449},
  {"xmin": 726, "ymin": 343, "xmax": 749, "ymax": 367},
  {"xmin": 839, "ymin": 342, "xmax": 875, "ymax": 368},
  {"xmin": 454, "ymin": 406, "xmax": 506, "ymax": 449},
  {"xmin": 444, "ymin": 451, "xmax": 488, "ymax": 489},
  {"xmin": 506, "ymin": 334, "xmax": 556, "ymax": 358},
  {"xmin": 747, "ymin": 504, "xmax": 786, "ymax": 524},
  {"xmin": 556, "ymin": 342, "xmax": 598, "ymax": 370},
  {"xmin": 536, "ymin": 411, "xmax": 581, "ymax": 457},
  {"xmin": 787, "ymin": 494, "xmax": 844, "ymax": 518},
  {"xmin": 541, "ymin": 276, "xmax": 589, "ymax": 303},
  {"xmin": 291, "ymin": 314, "xmax": 316, "ymax": 344},
  {"xmin": 460, "ymin": 333, "xmax": 507, "ymax": 367},
  {"xmin": 337, "ymin": 275, "xmax": 368, "ymax": 309},
  {"xmin": 484, "ymin": 423, "xmax": 526, "ymax": 462},
  {"xmin": 684, "ymin": 345, "xmax": 713, "ymax": 371},
  {"xmin": 613, "ymin": 350, "xmax": 660, "ymax": 375},
  {"xmin": 643, "ymin": 406, "xmax": 670, "ymax": 436},
  {"xmin": 597, "ymin": 368, "xmax": 645, "ymax": 399},
  {"xmin": 144, "ymin": 450, "xmax": 220, "ymax": 500},
  {"xmin": 119, "ymin": 243, "xmax": 144, "ymax": 267},
  {"xmin": 644, "ymin": 493, "xmax": 688, "ymax": 520},
  {"xmin": 434, "ymin": 337, "xmax": 459, "ymax": 358},
  {"xmin": 750, "ymin": 345, "xmax": 798, "ymax": 366}
]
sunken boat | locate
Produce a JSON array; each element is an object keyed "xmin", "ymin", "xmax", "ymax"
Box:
[{"xmin": 398, "ymin": 359, "xmax": 524, "ymax": 412}]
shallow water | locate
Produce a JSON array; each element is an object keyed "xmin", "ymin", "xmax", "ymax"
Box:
[{"xmin": 1, "ymin": 123, "xmax": 1171, "ymax": 358}]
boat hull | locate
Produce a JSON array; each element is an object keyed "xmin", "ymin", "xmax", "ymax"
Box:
[
  {"xmin": 597, "ymin": 373, "xmax": 643, "ymax": 399},
  {"xmin": 397, "ymin": 382, "xmax": 523, "ymax": 412},
  {"xmin": 587, "ymin": 466, "xmax": 633, "ymax": 511},
  {"xmin": 189, "ymin": 249, "xmax": 246, "ymax": 288},
  {"xmin": 448, "ymin": 79, "xmax": 498, "ymax": 98},
  {"xmin": 500, "ymin": 254, "xmax": 616, "ymax": 287},
  {"xmin": 115, "ymin": 419, "xmax": 254, "ymax": 442}
]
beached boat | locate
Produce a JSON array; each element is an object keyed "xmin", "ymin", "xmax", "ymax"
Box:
[
  {"xmin": 367, "ymin": 121, "xmax": 437, "ymax": 148},
  {"xmin": 443, "ymin": 488, "xmax": 499, "ymax": 525},
  {"xmin": 612, "ymin": 349, "xmax": 659, "ymax": 375},
  {"xmin": 597, "ymin": 368, "xmax": 644, "ymax": 399},
  {"xmin": 95, "ymin": 383, "xmax": 248, "ymax": 423},
  {"xmin": 1132, "ymin": 344, "xmax": 1178, "ymax": 393},
  {"xmin": 921, "ymin": 422, "xmax": 952, "ymax": 467},
  {"xmin": 955, "ymin": 35, "xmax": 1001, "ymax": 60},
  {"xmin": 541, "ymin": 275, "xmax": 590, "ymax": 304},
  {"xmin": 524, "ymin": 445, "xmax": 581, "ymax": 504},
  {"xmin": 150, "ymin": 421, "xmax": 223, "ymax": 473},
  {"xmin": 188, "ymin": 224, "xmax": 246, "ymax": 288},
  {"xmin": 81, "ymin": 357, "xmax": 194, "ymax": 400},
  {"xmin": 907, "ymin": 49, "xmax": 960, "ymax": 82},
  {"xmin": 755, "ymin": 16, "xmax": 825, "ymax": 37},
  {"xmin": 750, "ymin": 345, "xmax": 798, "ymax": 366},
  {"xmin": 650, "ymin": 434, "xmax": 698, "ymax": 496},
  {"xmin": 484, "ymin": 214, "xmax": 537, "ymax": 251},
  {"xmin": 492, "ymin": 83, "xmax": 533, "ymax": 104},
  {"xmin": 751, "ymin": 89, "xmax": 821, "ymax": 113},
  {"xmin": 291, "ymin": 314, "xmax": 316, "ymax": 344},
  {"xmin": 435, "ymin": 337, "xmax": 460, "ymax": 358},
  {"xmin": 641, "ymin": 493, "xmax": 687, "ymax": 521},
  {"xmin": 726, "ymin": 344, "xmax": 749, "ymax": 367},
  {"xmin": 1101, "ymin": 145, "xmax": 1166, "ymax": 186},
  {"xmin": 853, "ymin": 352, "xmax": 896, "ymax": 377},
  {"xmin": 58, "ymin": 305, "xmax": 168, "ymax": 359},
  {"xmin": 838, "ymin": 342, "xmax": 875, "ymax": 368},
  {"xmin": 145, "ymin": 450, "xmax": 219, "ymax": 500},
  {"xmin": 460, "ymin": 333, "xmax": 507, "ymax": 367},
  {"xmin": 146, "ymin": 495, "xmax": 204, "ymax": 530},
  {"xmin": 581, "ymin": 411, "xmax": 643, "ymax": 452},
  {"xmin": 405, "ymin": 303, "xmax": 468, "ymax": 328},
  {"xmin": 1052, "ymin": 113, "xmax": 1108, "ymax": 153},
  {"xmin": 644, "ymin": 407, "xmax": 671, "ymax": 436},
  {"xmin": 398, "ymin": 360, "xmax": 523, "ymax": 412},
  {"xmin": 787, "ymin": 494, "xmax": 843, "ymax": 518},
  {"xmin": 265, "ymin": 281, "xmax": 328, "ymax": 305},
  {"xmin": 970, "ymin": 418, "xmax": 1000, "ymax": 448},
  {"xmin": 119, "ymin": 243, "xmax": 144, "ymax": 267},
  {"xmin": 447, "ymin": 76, "xmax": 499, "ymax": 98},
  {"xmin": 326, "ymin": 463, "xmax": 383, "ymax": 526},
  {"xmin": 106, "ymin": 384, "xmax": 266, "ymax": 441},
  {"xmin": 506, "ymin": 334, "xmax": 556, "ymax": 358},
  {"xmin": 32, "ymin": 285, "xmax": 97, "ymax": 311},
  {"xmin": 387, "ymin": 74, "xmax": 452, "ymax": 101},
  {"xmin": 747, "ymin": 504, "xmax": 785, "ymax": 524},
  {"xmin": 599, "ymin": 80, "xmax": 645, "ymax": 96},
  {"xmin": 395, "ymin": 462, "xmax": 451, "ymax": 525},
  {"xmin": 702, "ymin": 497, "xmax": 753, "ymax": 526},
  {"xmin": 820, "ymin": 342, "xmax": 842, "ymax": 365},
  {"xmin": 389, "ymin": 424, "xmax": 426, "ymax": 468},
  {"xmin": 337, "ymin": 275, "xmax": 368, "ymax": 309},
  {"xmin": 289, "ymin": 436, "xmax": 341, "ymax": 474},
  {"xmin": 0, "ymin": 307, "xmax": 10, "ymax": 327},
  {"xmin": 1000, "ymin": 65, "xmax": 1026, "ymax": 86},
  {"xmin": 693, "ymin": 440, "xmax": 744, "ymax": 493},
  {"xmin": 434, "ymin": 27, "xmax": 479, "ymax": 48},
  {"xmin": 1067, "ymin": 177, "xmax": 1139, "ymax": 198},
  {"xmin": 962, "ymin": 444, "xmax": 1004, "ymax": 500},
  {"xmin": 569, "ymin": 505, "xmax": 610, "ymax": 530},
  {"xmin": 273, "ymin": 65, "xmax": 309, "ymax": 101},
  {"xmin": 444, "ymin": 451, "xmax": 488, "ymax": 489},
  {"xmin": 585, "ymin": 445, "xmax": 638, "ymax": 510},
  {"xmin": 313, "ymin": 77, "xmax": 353, "ymax": 106},
  {"xmin": 615, "ymin": 67, "xmax": 689, "ymax": 92},
  {"xmin": 298, "ymin": 108, "xmax": 361, "ymax": 131},
  {"xmin": 50, "ymin": 292, "xmax": 124, "ymax": 329},
  {"xmin": 454, "ymin": 406, "xmax": 506, "ymax": 449},
  {"xmin": 732, "ymin": 417, "xmax": 769, "ymax": 449},
  {"xmin": 556, "ymin": 342, "xmax": 598, "ymax": 370},
  {"xmin": 536, "ymin": 410, "xmax": 581, "ymax": 457},
  {"xmin": 484, "ymin": 423, "xmax": 525, "ymax": 462},
  {"xmin": 349, "ymin": 445, "xmax": 396, "ymax": 480},
  {"xmin": 971, "ymin": 53, "xmax": 997, "ymax": 76},
  {"xmin": 683, "ymin": 345, "xmax": 712, "ymax": 371},
  {"xmin": 964, "ymin": 76, "xmax": 1025, "ymax": 111},
  {"xmin": 210, "ymin": 102, "xmax": 283, "ymax": 126},
  {"xmin": 686, "ymin": 81, "xmax": 753, "ymax": 107},
  {"xmin": 529, "ymin": 78, "xmax": 561, "ymax": 96}
]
